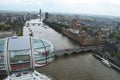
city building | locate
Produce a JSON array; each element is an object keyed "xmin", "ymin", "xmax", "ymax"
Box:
[
  {"xmin": 62, "ymin": 19, "xmax": 102, "ymax": 46},
  {"xmin": 45, "ymin": 12, "xmax": 49, "ymax": 20},
  {"xmin": 39, "ymin": 9, "xmax": 41, "ymax": 21}
]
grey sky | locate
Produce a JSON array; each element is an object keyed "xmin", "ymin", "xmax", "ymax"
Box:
[{"xmin": 0, "ymin": 0, "xmax": 120, "ymax": 16}]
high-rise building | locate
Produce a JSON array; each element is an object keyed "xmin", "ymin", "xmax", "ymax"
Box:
[
  {"xmin": 39, "ymin": 9, "xmax": 41, "ymax": 21},
  {"xmin": 45, "ymin": 12, "xmax": 48, "ymax": 20}
]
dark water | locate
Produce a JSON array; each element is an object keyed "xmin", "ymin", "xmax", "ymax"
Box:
[
  {"xmin": 38, "ymin": 53, "xmax": 120, "ymax": 80},
  {"xmin": 24, "ymin": 19, "xmax": 120, "ymax": 80}
]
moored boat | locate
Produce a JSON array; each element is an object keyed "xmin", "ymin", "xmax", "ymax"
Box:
[{"xmin": 101, "ymin": 58, "xmax": 111, "ymax": 67}]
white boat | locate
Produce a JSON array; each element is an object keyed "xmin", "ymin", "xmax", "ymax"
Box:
[
  {"xmin": 44, "ymin": 26, "xmax": 47, "ymax": 28},
  {"xmin": 101, "ymin": 58, "xmax": 111, "ymax": 67}
]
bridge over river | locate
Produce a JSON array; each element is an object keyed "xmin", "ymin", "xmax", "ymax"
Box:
[{"xmin": 55, "ymin": 47, "xmax": 95, "ymax": 56}]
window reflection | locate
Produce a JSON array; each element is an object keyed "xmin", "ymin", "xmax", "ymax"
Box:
[
  {"xmin": 9, "ymin": 50, "xmax": 30, "ymax": 63},
  {"xmin": 0, "ymin": 52, "xmax": 4, "ymax": 66},
  {"xmin": 34, "ymin": 38, "xmax": 44, "ymax": 48},
  {"xmin": 0, "ymin": 39, "xmax": 5, "ymax": 66},
  {"xmin": 33, "ymin": 38, "xmax": 55, "ymax": 66},
  {"xmin": 42, "ymin": 39, "xmax": 51, "ymax": 47},
  {"xmin": 34, "ymin": 48, "xmax": 46, "ymax": 60}
]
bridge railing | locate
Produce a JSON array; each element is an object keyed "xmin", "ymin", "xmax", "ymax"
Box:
[{"xmin": 55, "ymin": 47, "xmax": 96, "ymax": 56}]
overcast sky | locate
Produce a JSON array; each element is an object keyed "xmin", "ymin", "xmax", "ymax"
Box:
[{"xmin": 0, "ymin": 0, "xmax": 120, "ymax": 16}]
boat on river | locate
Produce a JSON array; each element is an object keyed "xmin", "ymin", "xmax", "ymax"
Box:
[{"xmin": 101, "ymin": 58, "xmax": 111, "ymax": 67}]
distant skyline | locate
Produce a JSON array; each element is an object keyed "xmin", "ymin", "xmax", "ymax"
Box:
[{"xmin": 0, "ymin": 0, "xmax": 120, "ymax": 16}]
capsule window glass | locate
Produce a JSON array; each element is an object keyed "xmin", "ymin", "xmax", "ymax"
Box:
[
  {"xmin": 9, "ymin": 49, "xmax": 31, "ymax": 64},
  {"xmin": 33, "ymin": 38, "xmax": 44, "ymax": 48},
  {"xmin": 0, "ymin": 39, "xmax": 5, "ymax": 66},
  {"xmin": 33, "ymin": 38, "xmax": 55, "ymax": 66},
  {"xmin": 0, "ymin": 37, "xmax": 55, "ymax": 73},
  {"xmin": 8, "ymin": 37, "xmax": 32, "ymax": 71},
  {"xmin": 34, "ymin": 48, "xmax": 46, "ymax": 61},
  {"xmin": 41, "ymin": 39, "xmax": 51, "ymax": 47},
  {"xmin": 42, "ymin": 40, "xmax": 55, "ymax": 59}
]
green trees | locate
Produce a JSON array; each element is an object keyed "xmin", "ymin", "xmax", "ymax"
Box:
[
  {"xmin": 82, "ymin": 27, "xmax": 87, "ymax": 31},
  {"xmin": 18, "ymin": 27, "xmax": 23, "ymax": 36},
  {"xmin": 44, "ymin": 21, "xmax": 62, "ymax": 32},
  {"xmin": 116, "ymin": 33, "xmax": 120, "ymax": 40},
  {"xmin": 111, "ymin": 51, "xmax": 116, "ymax": 57},
  {"xmin": 101, "ymin": 48, "xmax": 107, "ymax": 53},
  {"xmin": 43, "ymin": 20, "xmax": 69, "ymax": 33},
  {"xmin": 0, "ymin": 23, "xmax": 12, "ymax": 31},
  {"xmin": 0, "ymin": 21, "xmax": 25, "ymax": 36},
  {"xmin": 117, "ymin": 55, "xmax": 120, "ymax": 60},
  {"xmin": 109, "ymin": 32, "xmax": 116, "ymax": 39}
]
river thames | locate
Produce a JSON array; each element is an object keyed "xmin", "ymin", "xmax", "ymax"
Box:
[{"xmin": 23, "ymin": 19, "xmax": 120, "ymax": 80}]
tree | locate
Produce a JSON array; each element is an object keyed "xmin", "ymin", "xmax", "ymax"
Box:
[
  {"xmin": 109, "ymin": 32, "xmax": 116, "ymax": 39},
  {"xmin": 116, "ymin": 34, "xmax": 120, "ymax": 40},
  {"xmin": 101, "ymin": 48, "xmax": 107, "ymax": 53},
  {"xmin": 82, "ymin": 27, "xmax": 87, "ymax": 31},
  {"xmin": 117, "ymin": 56, "xmax": 120, "ymax": 60},
  {"xmin": 111, "ymin": 51, "xmax": 116, "ymax": 57}
]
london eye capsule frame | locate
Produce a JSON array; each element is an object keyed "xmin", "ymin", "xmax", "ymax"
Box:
[{"xmin": 0, "ymin": 36, "xmax": 55, "ymax": 74}]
